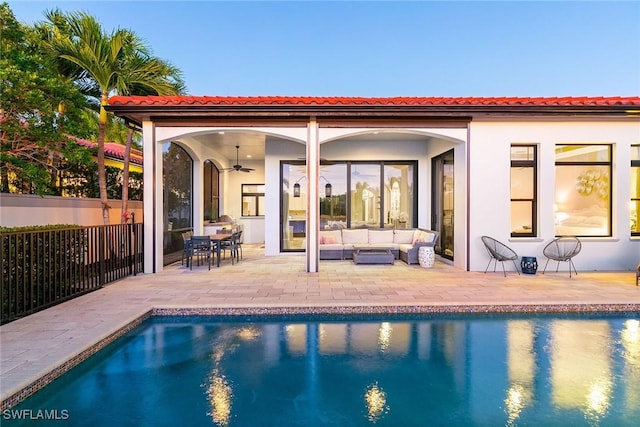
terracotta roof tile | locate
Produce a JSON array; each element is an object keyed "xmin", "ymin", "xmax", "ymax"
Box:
[
  {"xmin": 72, "ymin": 137, "xmax": 143, "ymax": 165},
  {"xmin": 108, "ymin": 95, "xmax": 640, "ymax": 107}
]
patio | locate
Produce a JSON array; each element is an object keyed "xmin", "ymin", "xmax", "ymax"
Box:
[{"xmin": 1, "ymin": 243, "xmax": 639, "ymax": 409}]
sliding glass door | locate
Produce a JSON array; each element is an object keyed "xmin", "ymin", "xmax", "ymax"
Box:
[
  {"xmin": 432, "ymin": 150, "xmax": 454, "ymax": 260},
  {"xmin": 281, "ymin": 161, "xmax": 416, "ymax": 252}
]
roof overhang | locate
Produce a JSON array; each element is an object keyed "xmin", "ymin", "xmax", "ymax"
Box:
[{"xmin": 105, "ymin": 96, "xmax": 640, "ymax": 129}]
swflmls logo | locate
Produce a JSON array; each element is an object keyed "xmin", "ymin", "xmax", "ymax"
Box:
[{"xmin": 2, "ymin": 409, "xmax": 70, "ymax": 420}]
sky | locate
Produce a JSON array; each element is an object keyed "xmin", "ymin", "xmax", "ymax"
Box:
[{"xmin": 6, "ymin": 0, "xmax": 640, "ymax": 97}]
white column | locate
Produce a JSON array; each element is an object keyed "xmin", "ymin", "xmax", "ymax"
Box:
[
  {"xmin": 141, "ymin": 120, "xmax": 160, "ymax": 273},
  {"xmin": 192, "ymin": 160, "xmax": 204, "ymax": 235},
  {"xmin": 306, "ymin": 119, "xmax": 319, "ymax": 272}
]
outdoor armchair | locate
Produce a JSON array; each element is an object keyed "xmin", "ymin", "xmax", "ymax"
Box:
[
  {"xmin": 481, "ymin": 236, "xmax": 520, "ymax": 277},
  {"xmin": 542, "ymin": 237, "xmax": 581, "ymax": 278}
]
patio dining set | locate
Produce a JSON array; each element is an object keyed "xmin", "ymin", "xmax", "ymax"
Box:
[{"xmin": 181, "ymin": 229, "xmax": 243, "ymax": 270}]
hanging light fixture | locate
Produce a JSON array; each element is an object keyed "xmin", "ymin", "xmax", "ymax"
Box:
[
  {"xmin": 321, "ymin": 176, "xmax": 332, "ymax": 198},
  {"xmin": 292, "ymin": 176, "xmax": 332, "ymax": 198}
]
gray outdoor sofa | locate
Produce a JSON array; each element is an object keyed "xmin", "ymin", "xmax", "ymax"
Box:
[{"xmin": 319, "ymin": 228, "xmax": 440, "ymax": 264}]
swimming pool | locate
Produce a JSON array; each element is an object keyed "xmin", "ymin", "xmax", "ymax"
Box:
[{"xmin": 4, "ymin": 313, "xmax": 640, "ymax": 426}]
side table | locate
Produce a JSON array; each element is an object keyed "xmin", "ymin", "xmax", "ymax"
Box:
[
  {"xmin": 521, "ymin": 256, "xmax": 538, "ymax": 274},
  {"xmin": 418, "ymin": 246, "xmax": 435, "ymax": 268}
]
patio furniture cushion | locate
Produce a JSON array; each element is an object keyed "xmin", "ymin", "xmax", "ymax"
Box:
[
  {"xmin": 341, "ymin": 229, "xmax": 369, "ymax": 244},
  {"xmin": 319, "ymin": 229, "xmax": 342, "ymax": 244},
  {"xmin": 412, "ymin": 229, "xmax": 435, "ymax": 244},
  {"xmin": 368, "ymin": 229, "xmax": 394, "ymax": 244},
  {"xmin": 393, "ymin": 229, "xmax": 415, "ymax": 244}
]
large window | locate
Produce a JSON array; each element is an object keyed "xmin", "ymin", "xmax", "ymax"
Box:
[
  {"xmin": 281, "ymin": 161, "xmax": 416, "ymax": 251},
  {"xmin": 632, "ymin": 145, "xmax": 640, "ymax": 236},
  {"xmin": 510, "ymin": 145, "xmax": 537, "ymax": 237},
  {"xmin": 203, "ymin": 160, "xmax": 219, "ymax": 222},
  {"xmin": 163, "ymin": 143, "xmax": 193, "ymax": 260},
  {"xmin": 242, "ymin": 184, "xmax": 265, "ymax": 217},
  {"xmin": 554, "ymin": 144, "xmax": 611, "ymax": 237}
]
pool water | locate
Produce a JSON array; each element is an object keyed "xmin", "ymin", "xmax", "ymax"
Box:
[{"xmin": 6, "ymin": 313, "xmax": 640, "ymax": 426}]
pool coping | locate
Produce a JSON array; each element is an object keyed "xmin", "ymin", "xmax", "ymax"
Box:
[{"xmin": 2, "ymin": 302, "xmax": 640, "ymax": 411}]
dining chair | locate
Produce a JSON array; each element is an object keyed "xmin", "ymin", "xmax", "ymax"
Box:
[
  {"xmin": 181, "ymin": 231, "xmax": 193, "ymax": 267},
  {"xmin": 220, "ymin": 232, "xmax": 240, "ymax": 264},
  {"xmin": 236, "ymin": 230, "xmax": 244, "ymax": 260},
  {"xmin": 188, "ymin": 236, "xmax": 213, "ymax": 270}
]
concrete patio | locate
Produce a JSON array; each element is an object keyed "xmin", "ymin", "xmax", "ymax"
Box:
[{"xmin": 2, "ymin": 243, "xmax": 639, "ymax": 409}]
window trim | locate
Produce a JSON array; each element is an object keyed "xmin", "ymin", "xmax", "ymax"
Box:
[
  {"xmin": 554, "ymin": 144, "xmax": 612, "ymax": 237},
  {"xmin": 241, "ymin": 183, "xmax": 265, "ymax": 217},
  {"xmin": 510, "ymin": 144, "xmax": 538, "ymax": 237},
  {"xmin": 631, "ymin": 144, "xmax": 640, "ymax": 236}
]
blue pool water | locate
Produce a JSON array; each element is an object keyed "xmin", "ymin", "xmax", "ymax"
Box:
[{"xmin": 5, "ymin": 313, "xmax": 640, "ymax": 426}]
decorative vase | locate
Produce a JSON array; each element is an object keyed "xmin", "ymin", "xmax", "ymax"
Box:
[
  {"xmin": 521, "ymin": 256, "xmax": 538, "ymax": 274},
  {"xmin": 418, "ymin": 246, "xmax": 435, "ymax": 268}
]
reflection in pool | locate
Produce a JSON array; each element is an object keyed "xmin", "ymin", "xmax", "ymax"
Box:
[{"xmin": 7, "ymin": 314, "xmax": 640, "ymax": 426}]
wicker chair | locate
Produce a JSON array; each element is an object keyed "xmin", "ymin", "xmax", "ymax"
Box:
[
  {"xmin": 481, "ymin": 236, "xmax": 520, "ymax": 277},
  {"xmin": 542, "ymin": 237, "xmax": 582, "ymax": 278}
]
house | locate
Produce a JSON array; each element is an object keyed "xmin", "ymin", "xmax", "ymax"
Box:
[
  {"xmin": 106, "ymin": 96, "xmax": 640, "ymax": 274},
  {"xmin": 73, "ymin": 137, "xmax": 144, "ymax": 173}
]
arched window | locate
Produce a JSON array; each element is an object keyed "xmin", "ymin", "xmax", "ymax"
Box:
[
  {"xmin": 163, "ymin": 143, "xmax": 193, "ymax": 260},
  {"xmin": 204, "ymin": 160, "xmax": 220, "ymax": 222}
]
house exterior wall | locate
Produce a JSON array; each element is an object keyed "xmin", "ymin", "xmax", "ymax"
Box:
[
  {"xmin": 136, "ymin": 114, "xmax": 639, "ymax": 273},
  {"xmin": 468, "ymin": 119, "xmax": 640, "ymax": 272}
]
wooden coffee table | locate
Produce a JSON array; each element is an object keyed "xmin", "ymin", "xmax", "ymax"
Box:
[{"xmin": 352, "ymin": 246, "xmax": 394, "ymax": 265}]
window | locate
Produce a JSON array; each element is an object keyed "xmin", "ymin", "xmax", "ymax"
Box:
[
  {"xmin": 162, "ymin": 142, "xmax": 193, "ymax": 259},
  {"xmin": 203, "ymin": 160, "xmax": 220, "ymax": 222},
  {"xmin": 554, "ymin": 144, "xmax": 611, "ymax": 237},
  {"xmin": 510, "ymin": 145, "xmax": 537, "ymax": 237},
  {"xmin": 280, "ymin": 161, "xmax": 416, "ymax": 252},
  {"xmin": 242, "ymin": 184, "xmax": 265, "ymax": 217},
  {"xmin": 631, "ymin": 145, "xmax": 640, "ymax": 236}
]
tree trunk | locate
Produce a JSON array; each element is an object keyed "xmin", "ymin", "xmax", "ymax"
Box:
[
  {"xmin": 98, "ymin": 95, "xmax": 109, "ymax": 225},
  {"xmin": 120, "ymin": 128, "xmax": 133, "ymax": 223}
]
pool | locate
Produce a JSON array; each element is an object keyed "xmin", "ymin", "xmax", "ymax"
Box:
[{"xmin": 4, "ymin": 313, "xmax": 640, "ymax": 426}]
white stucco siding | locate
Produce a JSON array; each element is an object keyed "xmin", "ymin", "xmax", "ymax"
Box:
[{"xmin": 468, "ymin": 119, "xmax": 640, "ymax": 272}]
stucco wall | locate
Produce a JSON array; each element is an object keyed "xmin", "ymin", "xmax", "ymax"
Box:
[
  {"xmin": 468, "ymin": 119, "xmax": 640, "ymax": 272},
  {"xmin": 0, "ymin": 193, "xmax": 143, "ymax": 227}
]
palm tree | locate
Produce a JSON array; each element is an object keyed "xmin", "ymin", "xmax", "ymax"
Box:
[
  {"xmin": 116, "ymin": 51, "xmax": 185, "ymax": 222},
  {"xmin": 42, "ymin": 10, "xmax": 185, "ymax": 224}
]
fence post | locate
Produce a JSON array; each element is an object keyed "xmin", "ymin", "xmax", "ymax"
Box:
[
  {"xmin": 128, "ymin": 213, "xmax": 134, "ymax": 276},
  {"xmin": 99, "ymin": 226, "xmax": 105, "ymax": 287}
]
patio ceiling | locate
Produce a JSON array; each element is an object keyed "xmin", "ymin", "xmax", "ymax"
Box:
[{"xmin": 188, "ymin": 130, "xmax": 431, "ymax": 161}]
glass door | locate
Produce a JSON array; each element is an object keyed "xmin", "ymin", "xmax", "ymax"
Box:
[{"xmin": 432, "ymin": 150, "xmax": 454, "ymax": 260}]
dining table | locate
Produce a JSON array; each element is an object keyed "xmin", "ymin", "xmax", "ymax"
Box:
[{"xmin": 209, "ymin": 233, "xmax": 233, "ymax": 267}]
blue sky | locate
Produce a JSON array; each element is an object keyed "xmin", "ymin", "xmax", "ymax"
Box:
[{"xmin": 7, "ymin": 1, "xmax": 640, "ymax": 97}]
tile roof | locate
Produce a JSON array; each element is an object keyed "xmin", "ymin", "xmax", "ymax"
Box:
[
  {"xmin": 108, "ymin": 95, "xmax": 640, "ymax": 107},
  {"xmin": 72, "ymin": 137, "xmax": 143, "ymax": 165}
]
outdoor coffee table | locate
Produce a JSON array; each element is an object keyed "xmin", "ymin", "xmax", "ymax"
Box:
[{"xmin": 352, "ymin": 246, "xmax": 394, "ymax": 265}]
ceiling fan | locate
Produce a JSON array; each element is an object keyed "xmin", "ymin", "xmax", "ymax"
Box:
[{"xmin": 222, "ymin": 145, "xmax": 255, "ymax": 173}]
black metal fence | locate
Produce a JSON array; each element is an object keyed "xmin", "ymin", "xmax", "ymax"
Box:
[{"xmin": 1, "ymin": 223, "xmax": 143, "ymax": 324}]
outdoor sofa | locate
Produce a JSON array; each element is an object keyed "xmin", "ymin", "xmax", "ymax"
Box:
[{"xmin": 319, "ymin": 228, "xmax": 439, "ymax": 264}]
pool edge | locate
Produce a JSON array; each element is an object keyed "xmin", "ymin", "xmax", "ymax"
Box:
[{"xmin": 2, "ymin": 303, "xmax": 639, "ymax": 410}]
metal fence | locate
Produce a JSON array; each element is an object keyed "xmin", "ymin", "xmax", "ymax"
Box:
[{"xmin": 1, "ymin": 223, "xmax": 143, "ymax": 324}]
